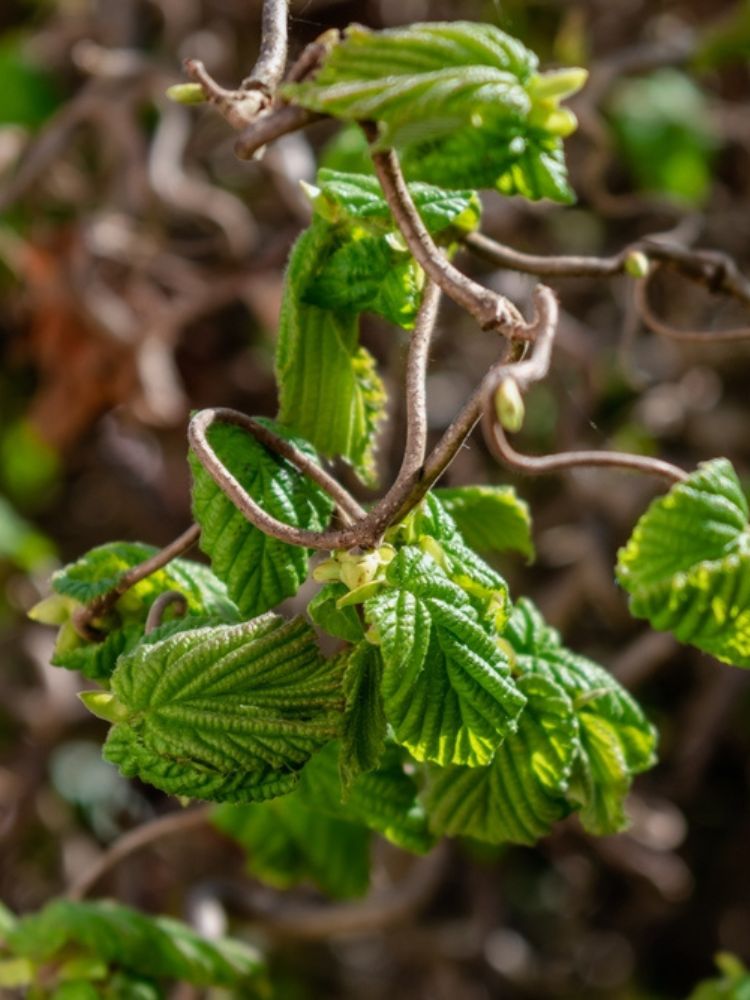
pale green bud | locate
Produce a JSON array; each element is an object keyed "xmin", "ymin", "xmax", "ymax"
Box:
[
  {"xmin": 624, "ymin": 250, "xmax": 650, "ymax": 278},
  {"xmin": 165, "ymin": 83, "xmax": 206, "ymax": 105},
  {"xmin": 494, "ymin": 377, "xmax": 525, "ymax": 433}
]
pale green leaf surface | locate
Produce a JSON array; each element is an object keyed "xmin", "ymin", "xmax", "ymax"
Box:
[
  {"xmin": 424, "ymin": 674, "xmax": 576, "ymax": 844},
  {"xmin": 190, "ymin": 418, "xmax": 333, "ymax": 618},
  {"xmin": 617, "ymin": 459, "xmax": 750, "ymax": 668},
  {"xmin": 505, "ymin": 598, "xmax": 656, "ymax": 834},
  {"xmin": 276, "ymin": 222, "xmax": 386, "ymax": 484},
  {"xmin": 365, "ymin": 546, "xmax": 525, "ymax": 766},
  {"xmin": 97, "ymin": 615, "xmax": 343, "ymax": 803},
  {"xmin": 435, "ymin": 485, "xmax": 534, "ymax": 560}
]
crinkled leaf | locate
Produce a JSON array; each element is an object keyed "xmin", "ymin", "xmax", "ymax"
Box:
[
  {"xmin": 436, "ymin": 485, "xmax": 534, "ymax": 560},
  {"xmin": 284, "ymin": 22, "xmax": 584, "ymax": 202},
  {"xmin": 90, "ymin": 614, "xmax": 343, "ymax": 803},
  {"xmin": 617, "ymin": 459, "xmax": 750, "ymax": 669},
  {"xmin": 409, "ymin": 493, "xmax": 510, "ymax": 631},
  {"xmin": 189, "ymin": 417, "xmax": 333, "ymax": 618},
  {"xmin": 31, "ymin": 543, "xmax": 238, "ymax": 682},
  {"xmin": 365, "ymin": 546, "xmax": 525, "ymax": 766},
  {"xmin": 297, "ymin": 742, "xmax": 434, "ymax": 854},
  {"xmin": 505, "ymin": 598, "xmax": 657, "ymax": 834},
  {"xmin": 424, "ymin": 674, "xmax": 577, "ymax": 844},
  {"xmin": 213, "ymin": 795, "xmax": 370, "ymax": 899},
  {"xmin": 308, "ymin": 581, "xmax": 364, "ymax": 643},
  {"xmin": 276, "ymin": 221, "xmax": 386, "ymax": 485},
  {"xmin": 339, "ymin": 641, "xmax": 387, "ymax": 790},
  {"xmin": 4, "ymin": 899, "xmax": 265, "ymax": 991}
]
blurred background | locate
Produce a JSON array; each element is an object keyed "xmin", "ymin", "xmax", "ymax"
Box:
[{"xmin": 1, "ymin": 0, "xmax": 749, "ymax": 997}]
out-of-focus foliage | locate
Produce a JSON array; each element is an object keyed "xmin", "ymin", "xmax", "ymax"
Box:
[{"xmin": 608, "ymin": 68, "xmax": 718, "ymax": 205}]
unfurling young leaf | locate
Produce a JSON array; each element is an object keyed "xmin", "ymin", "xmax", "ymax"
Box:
[
  {"xmin": 283, "ymin": 22, "xmax": 586, "ymax": 201},
  {"xmin": 1, "ymin": 899, "xmax": 266, "ymax": 995},
  {"xmin": 86, "ymin": 614, "xmax": 343, "ymax": 803},
  {"xmin": 617, "ymin": 459, "xmax": 750, "ymax": 669},
  {"xmin": 364, "ymin": 546, "xmax": 525, "ymax": 766},
  {"xmin": 189, "ymin": 417, "xmax": 333, "ymax": 618},
  {"xmin": 29, "ymin": 542, "xmax": 238, "ymax": 682}
]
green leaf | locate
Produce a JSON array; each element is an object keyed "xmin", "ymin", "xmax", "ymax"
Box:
[
  {"xmin": 297, "ymin": 742, "xmax": 434, "ymax": 854},
  {"xmin": 608, "ymin": 69, "xmax": 717, "ymax": 206},
  {"xmin": 617, "ymin": 459, "xmax": 750, "ymax": 669},
  {"xmin": 276, "ymin": 221, "xmax": 386, "ymax": 485},
  {"xmin": 424, "ymin": 674, "xmax": 576, "ymax": 844},
  {"xmin": 505, "ymin": 598, "xmax": 657, "ymax": 834},
  {"xmin": 4, "ymin": 899, "xmax": 265, "ymax": 991},
  {"xmin": 189, "ymin": 417, "xmax": 333, "ymax": 618},
  {"xmin": 213, "ymin": 794, "xmax": 371, "ymax": 899},
  {"xmin": 284, "ymin": 22, "xmax": 584, "ymax": 202},
  {"xmin": 339, "ymin": 641, "xmax": 387, "ymax": 789},
  {"xmin": 308, "ymin": 581, "xmax": 364, "ymax": 642},
  {"xmin": 32, "ymin": 543, "xmax": 238, "ymax": 682},
  {"xmin": 93, "ymin": 614, "xmax": 343, "ymax": 803},
  {"xmin": 688, "ymin": 953, "xmax": 750, "ymax": 1000},
  {"xmin": 312, "ymin": 169, "xmax": 482, "ymax": 234},
  {"xmin": 435, "ymin": 485, "xmax": 534, "ymax": 560},
  {"xmin": 365, "ymin": 546, "xmax": 525, "ymax": 766}
]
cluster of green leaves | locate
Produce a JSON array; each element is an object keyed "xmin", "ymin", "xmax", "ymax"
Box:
[
  {"xmin": 0, "ymin": 898, "xmax": 266, "ymax": 998},
  {"xmin": 283, "ymin": 21, "xmax": 586, "ymax": 201},
  {"xmin": 617, "ymin": 459, "xmax": 750, "ymax": 668}
]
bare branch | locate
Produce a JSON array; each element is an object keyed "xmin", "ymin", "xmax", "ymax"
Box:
[
  {"xmin": 221, "ymin": 844, "xmax": 448, "ymax": 939},
  {"xmin": 243, "ymin": 0, "xmax": 289, "ymax": 92},
  {"xmin": 634, "ymin": 267, "xmax": 750, "ymax": 342},
  {"xmin": 67, "ymin": 807, "xmax": 211, "ymax": 901},
  {"xmin": 369, "ymin": 143, "xmax": 532, "ymax": 339},
  {"xmin": 183, "ymin": 0, "xmax": 289, "ymax": 129},
  {"xmin": 234, "ymin": 105, "xmax": 322, "ymax": 160},
  {"xmin": 466, "ymin": 232, "xmax": 750, "ymax": 308},
  {"xmin": 144, "ymin": 590, "xmax": 188, "ymax": 634}
]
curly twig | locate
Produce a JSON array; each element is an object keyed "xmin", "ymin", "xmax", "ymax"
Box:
[
  {"xmin": 369, "ymin": 142, "xmax": 531, "ymax": 340},
  {"xmin": 634, "ymin": 266, "xmax": 750, "ymax": 342},
  {"xmin": 188, "ymin": 286, "xmax": 444, "ymax": 552},
  {"xmin": 67, "ymin": 806, "xmax": 211, "ymax": 901},
  {"xmin": 144, "ymin": 590, "xmax": 188, "ymax": 634},
  {"xmin": 478, "ymin": 291, "xmax": 687, "ymax": 484}
]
